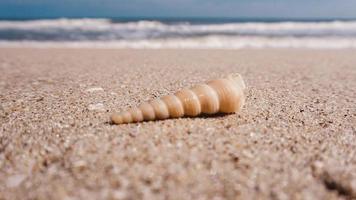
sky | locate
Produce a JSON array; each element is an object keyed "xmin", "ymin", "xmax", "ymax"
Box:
[{"xmin": 0, "ymin": 0, "xmax": 356, "ymax": 19}]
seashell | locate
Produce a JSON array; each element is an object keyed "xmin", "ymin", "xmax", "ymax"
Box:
[{"xmin": 111, "ymin": 73, "xmax": 246, "ymax": 124}]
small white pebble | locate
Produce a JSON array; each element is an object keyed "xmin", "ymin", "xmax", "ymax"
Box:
[
  {"xmin": 176, "ymin": 141, "xmax": 183, "ymax": 148},
  {"xmin": 85, "ymin": 87, "xmax": 104, "ymax": 93},
  {"xmin": 113, "ymin": 190, "xmax": 127, "ymax": 199},
  {"xmin": 88, "ymin": 103, "xmax": 105, "ymax": 111},
  {"xmin": 351, "ymin": 179, "xmax": 356, "ymax": 191},
  {"xmin": 73, "ymin": 160, "xmax": 87, "ymax": 168},
  {"xmin": 249, "ymin": 132, "xmax": 256, "ymax": 137},
  {"xmin": 313, "ymin": 161, "xmax": 324, "ymax": 170},
  {"xmin": 242, "ymin": 150, "xmax": 254, "ymax": 159},
  {"xmin": 6, "ymin": 174, "xmax": 26, "ymax": 188}
]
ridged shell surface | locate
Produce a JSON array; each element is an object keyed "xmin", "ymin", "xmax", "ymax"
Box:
[{"xmin": 111, "ymin": 73, "xmax": 246, "ymax": 124}]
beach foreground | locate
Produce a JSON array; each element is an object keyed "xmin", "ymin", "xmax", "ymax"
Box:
[{"xmin": 0, "ymin": 48, "xmax": 355, "ymax": 199}]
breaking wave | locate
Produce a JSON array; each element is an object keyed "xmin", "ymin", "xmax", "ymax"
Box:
[{"xmin": 1, "ymin": 18, "xmax": 356, "ymax": 48}]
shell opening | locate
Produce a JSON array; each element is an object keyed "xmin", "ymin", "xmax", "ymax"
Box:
[{"xmin": 227, "ymin": 73, "xmax": 246, "ymax": 90}]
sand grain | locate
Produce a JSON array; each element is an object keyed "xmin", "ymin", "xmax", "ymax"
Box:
[{"xmin": 0, "ymin": 48, "xmax": 355, "ymax": 199}]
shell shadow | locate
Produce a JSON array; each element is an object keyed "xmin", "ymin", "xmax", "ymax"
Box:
[
  {"xmin": 108, "ymin": 113, "xmax": 231, "ymax": 125},
  {"xmin": 191, "ymin": 112, "xmax": 231, "ymax": 119}
]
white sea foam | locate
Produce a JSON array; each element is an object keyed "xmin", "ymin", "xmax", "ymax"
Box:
[
  {"xmin": 1, "ymin": 19, "xmax": 356, "ymax": 48},
  {"xmin": 0, "ymin": 18, "xmax": 112, "ymax": 29},
  {"xmin": 1, "ymin": 36, "xmax": 356, "ymax": 49},
  {"xmin": 1, "ymin": 19, "xmax": 356, "ymax": 36}
]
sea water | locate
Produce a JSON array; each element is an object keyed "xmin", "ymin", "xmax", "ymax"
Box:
[{"xmin": 1, "ymin": 17, "xmax": 356, "ymax": 48}]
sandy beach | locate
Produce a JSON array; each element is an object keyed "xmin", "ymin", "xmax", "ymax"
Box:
[{"xmin": 0, "ymin": 48, "xmax": 355, "ymax": 199}]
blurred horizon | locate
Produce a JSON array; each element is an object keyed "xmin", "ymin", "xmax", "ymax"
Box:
[
  {"xmin": 1, "ymin": 0, "xmax": 356, "ymax": 19},
  {"xmin": 1, "ymin": 16, "xmax": 356, "ymax": 21}
]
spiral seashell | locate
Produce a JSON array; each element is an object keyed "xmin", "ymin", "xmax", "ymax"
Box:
[{"xmin": 111, "ymin": 73, "xmax": 246, "ymax": 124}]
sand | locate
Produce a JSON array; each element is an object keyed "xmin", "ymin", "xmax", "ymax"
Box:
[{"xmin": 0, "ymin": 48, "xmax": 355, "ymax": 199}]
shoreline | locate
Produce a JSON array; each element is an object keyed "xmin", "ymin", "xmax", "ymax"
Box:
[{"xmin": 2, "ymin": 37, "xmax": 356, "ymax": 49}]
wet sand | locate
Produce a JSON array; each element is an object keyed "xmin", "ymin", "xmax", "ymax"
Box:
[{"xmin": 0, "ymin": 48, "xmax": 355, "ymax": 199}]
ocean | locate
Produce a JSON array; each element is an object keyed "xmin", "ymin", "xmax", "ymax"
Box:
[{"xmin": 1, "ymin": 17, "xmax": 356, "ymax": 49}]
